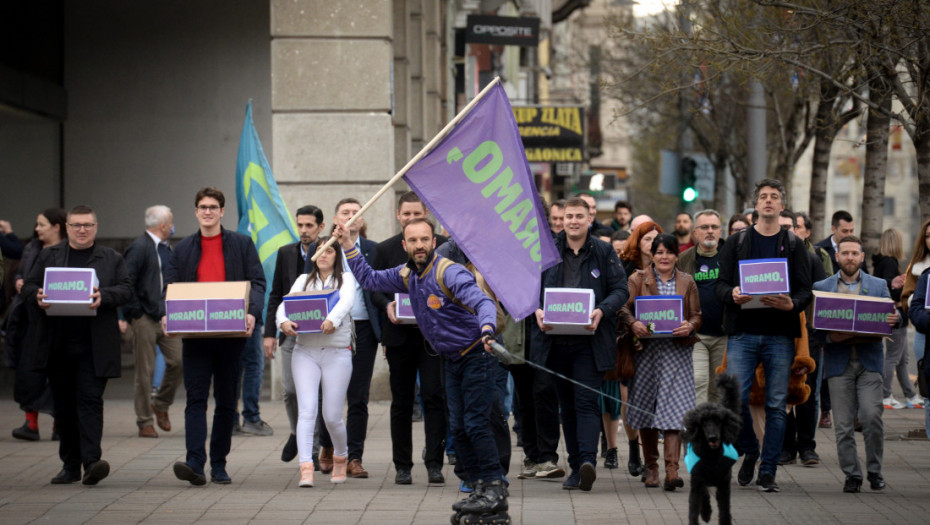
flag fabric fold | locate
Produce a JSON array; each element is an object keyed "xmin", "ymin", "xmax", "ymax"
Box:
[
  {"xmin": 235, "ymin": 101, "xmax": 298, "ymax": 318},
  {"xmin": 403, "ymin": 83, "xmax": 560, "ymax": 321}
]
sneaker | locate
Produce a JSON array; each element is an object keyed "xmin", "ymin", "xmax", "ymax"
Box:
[
  {"xmin": 578, "ymin": 462, "xmax": 596, "ymax": 491},
  {"xmin": 905, "ymin": 395, "xmax": 925, "ymax": 409},
  {"xmin": 843, "ymin": 476, "xmax": 862, "ymax": 493},
  {"xmin": 756, "ymin": 472, "xmax": 779, "ymax": 493},
  {"xmin": 459, "ymin": 479, "xmax": 475, "ymax": 493},
  {"xmin": 778, "ymin": 450, "xmax": 797, "ymax": 465},
  {"xmin": 232, "ymin": 422, "xmax": 244, "ymax": 435},
  {"xmin": 518, "ymin": 459, "xmax": 539, "ymax": 479},
  {"xmin": 798, "ymin": 449, "xmax": 820, "ymax": 466},
  {"xmin": 883, "ymin": 396, "xmax": 906, "ymax": 410},
  {"xmin": 818, "ymin": 412, "xmax": 832, "ymax": 428},
  {"xmin": 562, "ymin": 471, "xmax": 580, "ymax": 490},
  {"xmin": 867, "ymin": 472, "xmax": 886, "ymax": 490},
  {"xmin": 240, "ymin": 419, "xmax": 274, "ymax": 436},
  {"xmin": 535, "ymin": 460, "xmax": 565, "ymax": 479},
  {"xmin": 737, "ymin": 455, "xmax": 757, "ymax": 486}
]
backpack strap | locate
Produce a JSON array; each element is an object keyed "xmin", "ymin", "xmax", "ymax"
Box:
[
  {"xmin": 434, "ymin": 258, "xmax": 473, "ymax": 313},
  {"xmin": 399, "ymin": 266, "xmax": 411, "ymax": 290}
]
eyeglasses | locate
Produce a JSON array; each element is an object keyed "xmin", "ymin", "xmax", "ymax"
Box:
[
  {"xmin": 695, "ymin": 224, "xmax": 720, "ymax": 231},
  {"xmin": 67, "ymin": 223, "xmax": 97, "ymax": 230},
  {"xmin": 197, "ymin": 205, "xmax": 221, "ymax": 212}
]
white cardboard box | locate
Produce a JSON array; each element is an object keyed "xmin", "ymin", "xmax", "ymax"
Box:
[
  {"xmin": 542, "ymin": 288, "xmax": 596, "ymax": 335},
  {"xmin": 43, "ymin": 267, "xmax": 99, "ymax": 316}
]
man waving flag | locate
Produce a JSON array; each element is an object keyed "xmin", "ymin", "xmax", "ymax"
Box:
[{"xmin": 402, "ymin": 81, "xmax": 560, "ymax": 320}]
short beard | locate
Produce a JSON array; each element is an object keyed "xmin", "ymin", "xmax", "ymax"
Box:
[{"xmin": 675, "ymin": 228, "xmax": 690, "ymax": 237}]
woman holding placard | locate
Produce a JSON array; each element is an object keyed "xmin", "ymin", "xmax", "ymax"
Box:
[
  {"xmin": 618, "ymin": 233, "xmax": 702, "ymax": 491},
  {"xmin": 276, "ymin": 237, "xmax": 356, "ymax": 487}
]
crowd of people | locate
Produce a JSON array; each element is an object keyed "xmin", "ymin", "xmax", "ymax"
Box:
[{"xmin": 1, "ymin": 178, "xmax": 929, "ymax": 511}]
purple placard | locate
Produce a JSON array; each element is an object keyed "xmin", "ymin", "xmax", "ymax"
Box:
[
  {"xmin": 397, "ymin": 294, "xmax": 415, "ymax": 318},
  {"xmin": 206, "ymin": 299, "xmax": 247, "ymax": 332},
  {"xmin": 166, "ymin": 299, "xmax": 207, "ymax": 333},
  {"xmin": 739, "ymin": 259, "xmax": 790, "ymax": 295},
  {"xmin": 543, "ymin": 290, "xmax": 592, "ymax": 325},
  {"xmin": 852, "ymin": 299, "xmax": 894, "ymax": 336},
  {"xmin": 43, "ymin": 268, "xmax": 95, "ymax": 302},
  {"xmin": 635, "ymin": 295, "xmax": 684, "ymax": 334},
  {"xmin": 284, "ymin": 298, "xmax": 329, "ymax": 333},
  {"xmin": 812, "ymin": 296, "xmax": 855, "ymax": 332}
]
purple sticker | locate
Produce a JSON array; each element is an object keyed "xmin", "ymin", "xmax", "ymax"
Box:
[
  {"xmin": 591, "ymin": 269, "xmax": 601, "ymax": 279},
  {"xmin": 205, "ymin": 299, "xmax": 247, "ymax": 332},
  {"xmin": 397, "ymin": 293, "xmax": 416, "ymax": 318},
  {"xmin": 635, "ymin": 296, "xmax": 683, "ymax": 334},
  {"xmin": 544, "ymin": 290, "xmax": 591, "ymax": 324},
  {"xmin": 284, "ymin": 298, "xmax": 328, "ymax": 333},
  {"xmin": 739, "ymin": 259, "xmax": 790, "ymax": 295},
  {"xmin": 166, "ymin": 299, "xmax": 207, "ymax": 333},
  {"xmin": 44, "ymin": 269, "xmax": 94, "ymax": 302},
  {"xmin": 813, "ymin": 295, "xmax": 894, "ymax": 336}
]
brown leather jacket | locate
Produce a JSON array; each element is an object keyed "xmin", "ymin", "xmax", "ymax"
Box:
[{"xmin": 618, "ymin": 266, "xmax": 702, "ymax": 346}]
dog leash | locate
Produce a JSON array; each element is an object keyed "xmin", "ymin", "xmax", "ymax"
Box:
[{"xmin": 488, "ymin": 341, "xmax": 659, "ymax": 420}]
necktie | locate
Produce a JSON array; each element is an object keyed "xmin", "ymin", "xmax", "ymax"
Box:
[{"xmin": 157, "ymin": 242, "xmax": 172, "ymax": 290}]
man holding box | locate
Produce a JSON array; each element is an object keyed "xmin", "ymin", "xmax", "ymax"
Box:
[
  {"xmin": 533, "ymin": 197, "xmax": 629, "ymax": 492},
  {"xmin": 164, "ymin": 187, "xmax": 265, "ymax": 486},
  {"xmin": 123, "ymin": 204, "xmax": 182, "ymax": 439},
  {"xmin": 715, "ymin": 178, "xmax": 812, "ymax": 493},
  {"xmin": 23, "ymin": 205, "xmax": 132, "ymax": 485},
  {"xmin": 814, "ymin": 236, "xmax": 895, "ymax": 493}
]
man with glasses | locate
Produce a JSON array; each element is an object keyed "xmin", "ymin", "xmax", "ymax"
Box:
[
  {"xmin": 165, "ymin": 187, "xmax": 265, "ymax": 486},
  {"xmin": 22, "ymin": 205, "xmax": 132, "ymax": 485},
  {"xmin": 678, "ymin": 210, "xmax": 726, "ymax": 404}
]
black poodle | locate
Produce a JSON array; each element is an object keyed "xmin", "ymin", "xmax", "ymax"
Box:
[{"xmin": 681, "ymin": 374, "xmax": 742, "ymax": 525}]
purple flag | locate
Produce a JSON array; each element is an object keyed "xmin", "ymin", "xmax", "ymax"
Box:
[{"xmin": 403, "ymin": 83, "xmax": 560, "ymax": 321}]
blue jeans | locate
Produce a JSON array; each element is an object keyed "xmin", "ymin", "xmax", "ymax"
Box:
[
  {"xmin": 726, "ymin": 333, "xmax": 794, "ymax": 476},
  {"xmin": 446, "ymin": 350, "xmax": 501, "ymax": 483},
  {"xmin": 548, "ymin": 343, "xmax": 602, "ymax": 471},
  {"xmin": 235, "ymin": 325, "xmax": 264, "ymax": 423}
]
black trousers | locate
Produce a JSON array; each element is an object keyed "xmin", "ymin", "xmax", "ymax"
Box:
[
  {"xmin": 48, "ymin": 342, "xmax": 108, "ymax": 471},
  {"xmin": 182, "ymin": 337, "xmax": 243, "ymax": 474},
  {"xmin": 385, "ymin": 330, "xmax": 446, "ymax": 470},
  {"xmin": 319, "ymin": 320, "xmax": 379, "ymax": 461},
  {"xmin": 784, "ymin": 344, "xmax": 822, "ymax": 455},
  {"xmin": 510, "ymin": 362, "xmax": 560, "ymax": 464}
]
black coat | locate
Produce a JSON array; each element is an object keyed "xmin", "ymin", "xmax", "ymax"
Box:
[
  {"xmin": 370, "ymin": 232, "xmax": 446, "ymax": 347},
  {"xmin": 21, "ymin": 241, "xmax": 133, "ymax": 378},
  {"xmin": 164, "ymin": 228, "xmax": 266, "ymax": 320},
  {"xmin": 123, "ymin": 232, "xmax": 167, "ymax": 321},
  {"xmin": 715, "ymin": 227, "xmax": 812, "ymax": 338},
  {"xmin": 532, "ymin": 231, "xmax": 629, "ymax": 373}
]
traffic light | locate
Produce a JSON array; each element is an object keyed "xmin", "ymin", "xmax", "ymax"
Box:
[{"xmin": 681, "ymin": 156, "xmax": 698, "ymax": 202}]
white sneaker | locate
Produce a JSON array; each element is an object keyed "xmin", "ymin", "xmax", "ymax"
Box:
[
  {"xmin": 883, "ymin": 396, "xmax": 905, "ymax": 409},
  {"xmin": 905, "ymin": 395, "xmax": 925, "ymax": 408}
]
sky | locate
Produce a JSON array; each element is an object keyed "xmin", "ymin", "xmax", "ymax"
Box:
[{"xmin": 634, "ymin": 0, "xmax": 677, "ymax": 17}]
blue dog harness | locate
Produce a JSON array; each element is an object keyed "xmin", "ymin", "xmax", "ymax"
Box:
[{"xmin": 685, "ymin": 442, "xmax": 738, "ymax": 473}]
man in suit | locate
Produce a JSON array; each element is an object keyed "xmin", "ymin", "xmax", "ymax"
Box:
[
  {"xmin": 315, "ymin": 198, "xmax": 382, "ymax": 478},
  {"xmin": 123, "ymin": 205, "xmax": 183, "ymax": 439},
  {"xmin": 166, "ymin": 187, "xmax": 265, "ymax": 486},
  {"xmin": 23, "ymin": 205, "xmax": 133, "ymax": 485},
  {"xmin": 814, "ymin": 235, "xmax": 895, "ymax": 493},
  {"xmin": 263, "ymin": 205, "xmax": 325, "ymax": 462},
  {"xmin": 814, "ymin": 210, "xmax": 857, "ymax": 273},
  {"xmin": 370, "ymin": 191, "xmax": 447, "ymax": 485}
]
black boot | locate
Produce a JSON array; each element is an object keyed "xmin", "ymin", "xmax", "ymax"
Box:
[{"xmin": 627, "ymin": 438, "xmax": 643, "ymax": 477}]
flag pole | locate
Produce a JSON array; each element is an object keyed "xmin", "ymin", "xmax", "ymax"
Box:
[{"xmin": 312, "ymin": 76, "xmax": 502, "ymax": 262}]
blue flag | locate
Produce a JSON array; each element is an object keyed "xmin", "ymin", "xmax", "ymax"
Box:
[
  {"xmin": 235, "ymin": 101, "xmax": 298, "ymax": 319},
  {"xmin": 403, "ymin": 82, "xmax": 560, "ymax": 321}
]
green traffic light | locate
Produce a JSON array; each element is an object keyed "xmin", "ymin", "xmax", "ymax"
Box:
[{"xmin": 683, "ymin": 187, "xmax": 698, "ymax": 202}]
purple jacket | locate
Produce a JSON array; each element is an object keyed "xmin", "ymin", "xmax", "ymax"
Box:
[{"xmin": 344, "ymin": 245, "xmax": 496, "ymax": 360}]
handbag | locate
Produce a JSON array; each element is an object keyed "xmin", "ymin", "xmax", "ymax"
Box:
[{"xmin": 613, "ymin": 324, "xmax": 638, "ymax": 381}]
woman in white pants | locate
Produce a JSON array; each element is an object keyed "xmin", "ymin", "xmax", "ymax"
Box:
[{"xmin": 277, "ymin": 238, "xmax": 356, "ymax": 487}]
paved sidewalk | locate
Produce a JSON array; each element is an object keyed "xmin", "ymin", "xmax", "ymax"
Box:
[{"xmin": 1, "ymin": 384, "xmax": 929, "ymax": 524}]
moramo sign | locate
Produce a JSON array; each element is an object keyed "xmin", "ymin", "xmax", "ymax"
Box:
[{"xmin": 512, "ymin": 105, "xmax": 585, "ymax": 163}]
